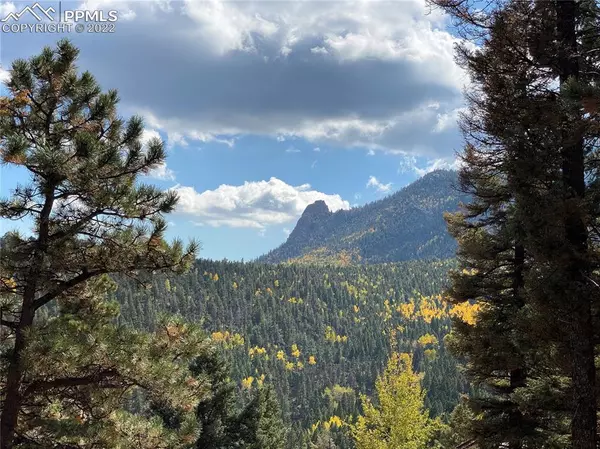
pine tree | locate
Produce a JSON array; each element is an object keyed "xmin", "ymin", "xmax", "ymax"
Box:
[
  {"xmin": 430, "ymin": 0, "xmax": 600, "ymax": 447},
  {"xmin": 0, "ymin": 40, "xmax": 199, "ymax": 449},
  {"xmin": 442, "ymin": 3, "xmax": 553, "ymax": 445},
  {"xmin": 192, "ymin": 348, "xmax": 237, "ymax": 449},
  {"xmin": 228, "ymin": 383, "xmax": 287, "ymax": 449}
]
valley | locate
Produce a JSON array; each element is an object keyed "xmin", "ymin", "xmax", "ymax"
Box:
[{"xmin": 114, "ymin": 171, "xmax": 472, "ymax": 448}]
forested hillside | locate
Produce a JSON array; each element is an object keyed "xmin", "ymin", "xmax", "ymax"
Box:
[
  {"xmin": 114, "ymin": 259, "xmax": 473, "ymax": 448},
  {"xmin": 259, "ymin": 170, "xmax": 466, "ymax": 265},
  {"xmin": 4, "ymin": 1, "xmax": 600, "ymax": 445}
]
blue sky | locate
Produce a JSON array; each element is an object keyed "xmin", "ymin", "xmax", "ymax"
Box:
[{"xmin": 0, "ymin": 0, "xmax": 466, "ymax": 260}]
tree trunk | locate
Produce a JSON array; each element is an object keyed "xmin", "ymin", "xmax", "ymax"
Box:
[
  {"xmin": 555, "ymin": 1, "xmax": 598, "ymax": 448},
  {"xmin": 508, "ymin": 243, "xmax": 526, "ymax": 449},
  {"xmin": 0, "ymin": 186, "xmax": 54, "ymax": 449},
  {"xmin": 0, "ymin": 311, "xmax": 32, "ymax": 449}
]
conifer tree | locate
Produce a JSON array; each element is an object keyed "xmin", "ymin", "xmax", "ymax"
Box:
[
  {"xmin": 431, "ymin": 0, "xmax": 600, "ymax": 448},
  {"xmin": 228, "ymin": 383, "xmax": 287, "ymax": 449},
  {"xmin": 0, "ymin": 40, "xmax": 199, "ymax": 449}
]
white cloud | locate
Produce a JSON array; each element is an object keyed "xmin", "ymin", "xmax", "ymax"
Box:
[
  {"xmin": 399, "ymin": 155, "xmax": 460, "ymax": 177},
  {"xmin": 413, "ymin": 158, "xmax": 460, "ymax": 177},
  {"xmin": 146, "ymin": 162, "xmax": 175, "ymax": 181},
  {"xmin": 366, "ymin": 176, "xmax": 392, "ymax": 193},
  {"xmin": 433, "ymin": 107, "xmax": 465, "ymax": 133},
  {"xmin": 398, "ymin": 155, "xmax": 418, "ymax": 174},
  {"xmin": 172, "ymin": 177, "xmax": 350, "ymax": 229},
  {"xmin": 313, "ymin": 147, "xmax": 321, "ymax": 152},
  {"xmin": 136, "ymin": 129, "xmax": 175, "ymax": 180},
  {"xmin": 182, "ymin": 0, "xmax": 280, "ymax": 55},
  {"xmin": 141, "ymin": 110, "xmax": 236, "ymax": 149},
  {"xmin": 310, "ymin": 46, "xmax": 328, "ymax": 55},
  {"xmin": 283, "ymin": 227, "xmax": 291, "ymax": 236},
  {"xmin": 38, "ymin": 0, "xmax": 467, "ymax": 158},
  {"xmin": 0, "ymin": 68, "xmax": 10, "ymax": 84},
  {"xmin": 0, "ymin": 1, "xmax": 15, "ymax": 18},
  {"xmin": 140, "ymin": 129, "xmax": 162, "ymax": 148},
  {"xmin": 285, "ymin": 147, "xmax": 301, "ymax": 153}
]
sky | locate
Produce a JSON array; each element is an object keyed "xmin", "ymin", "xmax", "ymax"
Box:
[{"xmin": 0, "ymin": 0, "xmax": 467, "ymax": 261}]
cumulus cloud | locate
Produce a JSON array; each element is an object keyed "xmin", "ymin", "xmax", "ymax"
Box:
[
  {"xmin": 171, "ymin": 177, "xmax": 350, "ymax": 229},
  {"xmin": 140, "ymin": 129, "xmax": 162, "ymax": 148},
  {"xmin": 367, "ymin": 176, "xmax": 393, "ymax": 193},
  {"xmin": 398, "ymin": 155, "xmax": 460, "ymax": 177},
  {"xmin": 413, "ymin": 158, "xmax": 460, "ymax": 177},
  {"xmin": 0, "ymin": 0, "xmax": 468, "ymax": 158},
  {"xmin": 146, "ymin": 162, "xmax": 175, "ymax": 181}
]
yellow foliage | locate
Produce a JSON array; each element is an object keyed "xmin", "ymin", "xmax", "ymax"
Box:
[
  {"xmin": 2, "ymin": 277, "xmax": 17, "ymax": 291},
  {"xmin": 417, "ymin": 333, "xmax": 438, "ymax": 347},
  {"xmin": 291, "ymin": 344, "xmax": 301, "ymax": 358},
  {"xmin": 276, "ymin": 350, "xmax": 285, "ymax": 361},
  {"xmin": 449, "ymin": 301, "xmax": 481, "ymax": 325},
  {"xmin": 285, "ymin": 361, "xmax": 295, "ymax": 371},
  {"xmin": 418, "ymin": 295, "xmax": 445, "ymax": 324},
  {"xmin": 328, "ymin": 415, "xmax": 343, "ymax": 428},
  {"xmin": 397, "ymin": 300, "xmax": 415, "ymax": 319},
  {"xmin": 325, "ymin": 325, "xmax": 348, "ymax": 343},
  {"xmin": 211, "ymin": 330, "xmax": 244, "ymax": 347},
  {"xmin": 211, "ymin": 331, "xmax": 225, "ymax": 342},
  {"xmin": 241, "ymin": 376, "xmax": 254, "ymax": 390},
  {"xmin": 249, "ymin": 346, "xmax": 267, "ymax": 358},
  {"xmin": 308, "ymin": 355, "xmax": 317, "ymax": 365},
  {"xmin": 351, "ymin": 352, "xmax": 439, "ymax": 449}
]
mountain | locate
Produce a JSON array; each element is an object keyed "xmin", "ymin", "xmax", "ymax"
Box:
[{"xmin": 259, "ymin": 170, "xmax": 465, "ymax": 265}]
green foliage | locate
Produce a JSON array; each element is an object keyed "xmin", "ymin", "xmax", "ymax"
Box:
[
  {"xmin": 437, "ymin": 399, "xmax": 476, "ymax": 449},
  {"xmin": 431, "ymin": 0, "xmax": 600, "ymax": 447},
  {"xmin": 229, "ymin": 384, "xmax": 287, "ymax": 449},
  {"xmin": 114, "ymin": 259, "xmax": 469, "ymax": 447},
  {"xmin": 0, "ymin": 40, "xmax": 198, "ymax": 449},
  {"xmin": 350, "ymin": 352, "xmax": 445, "ymax": 449}
]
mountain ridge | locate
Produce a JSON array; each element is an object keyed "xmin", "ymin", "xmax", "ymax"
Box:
[{"xmin": 259, "ymin": 169, "xmax": 465, "ymax": 265}]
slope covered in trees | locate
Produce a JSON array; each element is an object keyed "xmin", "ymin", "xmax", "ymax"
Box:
[
  {"xmin": 259, "ymin": 170, "xmax": 467, "ymax": 265},
  {"xmin": 114, "ymin": 259, "xmax": 473, "ymax": 448}
]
